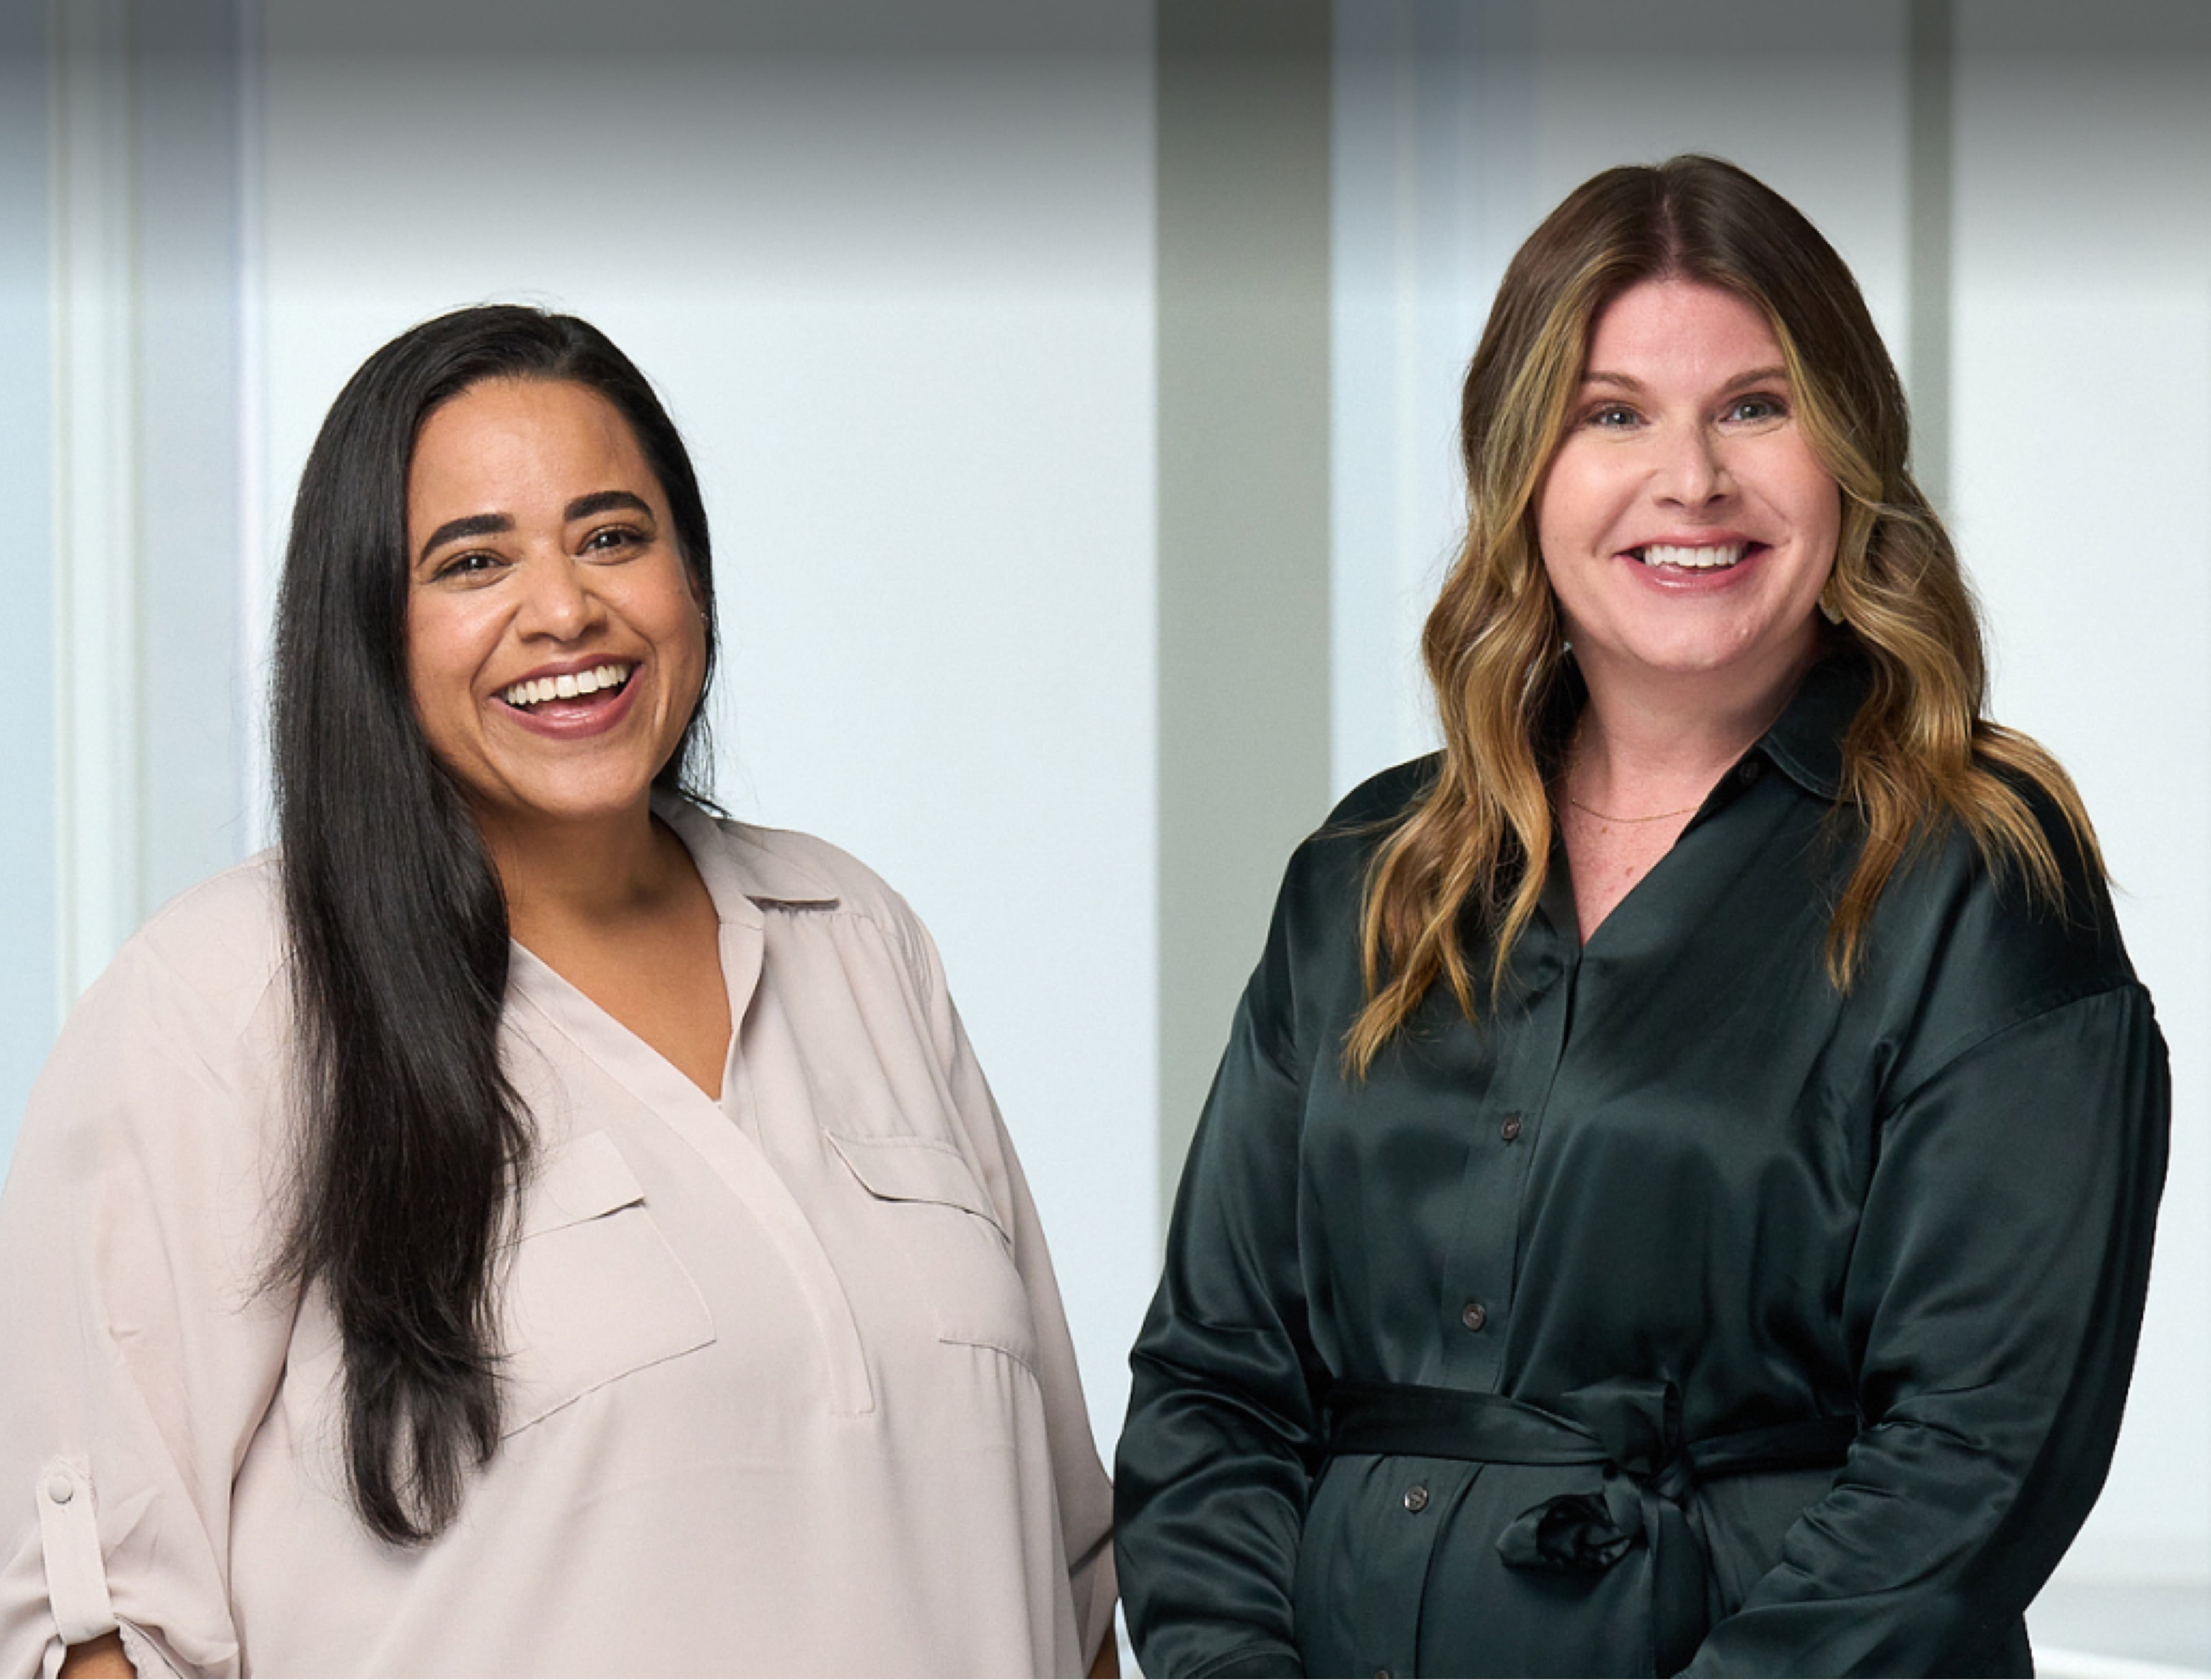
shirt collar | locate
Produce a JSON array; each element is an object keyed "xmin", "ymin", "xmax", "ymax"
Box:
[
  {"xmin": 1754, "ymin": 650, "xmax": 1870, "ymax": 803},
  {"xmin": 1549, "ymin": 644, "xmax": 1869, "ymax": 804},
  {"xmin": 654, "ymin": 792, "xmax": 842, "ymax": 922}
]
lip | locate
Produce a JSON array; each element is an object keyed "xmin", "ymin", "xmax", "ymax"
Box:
[
  {"xmin": 501, "ymin": 653, "xmax": 639, "ymax": 687},
  {"xmin": 490, "ymin": 655, "xmax": 644, "ymax": 739},
  {"xmin": 1625, "ymin": 529, "xmax": 1759, "ymax": 551},
  {"xmin": 1616, "ymin": 536, "xmax": 1772, "ymax": 592}
]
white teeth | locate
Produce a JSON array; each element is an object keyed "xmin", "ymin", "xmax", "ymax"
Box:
[
  {"xmin": 502, "ymin": 663, "xmax": 632, "ymax": 708},
  {"xmin": 1639, "ymin": 543, "xmax": 1747, "ymax": 571}
]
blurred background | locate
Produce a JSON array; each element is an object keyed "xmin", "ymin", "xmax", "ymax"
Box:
[{"xmin": 2, "ymin": 1, "xmax": 2204, "ymax": 1669}]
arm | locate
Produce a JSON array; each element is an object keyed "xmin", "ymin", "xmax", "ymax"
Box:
[
  {"xmin": 0, "ymin": 917, "xmax": 295, "ymax": 1679},
  {"xmin": 905, "ymin": 913, "xmax": 1120, "ymax": 1676},
  {"xmin": 1114, "ymin": 887, "xmax": 1320, "ymax": 1679},
  {"xmin": 1686, "ymin": 984, "xmax": 2169, "ymax": 1676},
  {"xmin": 59, "ymin": 1634, "xmax": 134, "ymax": 1678}
]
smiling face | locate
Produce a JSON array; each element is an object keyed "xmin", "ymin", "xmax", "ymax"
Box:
[
  {"xmin": 404, "ymin": 376, "xmax": 707, "ymax": 839},
  {"xmin": 1536, "ymin": 277, "xmax": 1841, "ymax": 701}
]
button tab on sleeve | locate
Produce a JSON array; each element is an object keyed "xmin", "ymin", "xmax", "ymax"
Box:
[{"xmin": 35, "ymin": 1461, "xmax": 118, "ymax": 1646}]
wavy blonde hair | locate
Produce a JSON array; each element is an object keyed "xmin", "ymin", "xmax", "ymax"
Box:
[{"xmin": 1346, "ymin": 155, "xmax": 2097, "ymax": 1074}]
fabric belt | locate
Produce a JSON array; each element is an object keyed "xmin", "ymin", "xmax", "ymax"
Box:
[{"xmin": 1321, "ymin": 1377, "xmax": 1858, "ymax": 1674}]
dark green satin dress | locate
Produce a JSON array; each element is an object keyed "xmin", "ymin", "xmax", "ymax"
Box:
[{"xmin": 1115, "ymin": 658, "xmax": 2169, "ymax": 1678}]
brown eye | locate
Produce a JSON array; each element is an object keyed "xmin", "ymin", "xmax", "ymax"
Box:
[{"xmin": 433, "ymin": 550, "xmax": 502, "ymax": 581}]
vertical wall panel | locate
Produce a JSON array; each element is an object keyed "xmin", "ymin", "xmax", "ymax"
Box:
[
  {"xmin": 0, "ymin": 8, "xmax": 57, "ymax": 1164},
  {"xmin": 1156, "ymin": 0, "xmax": 1333, "ymax": 1215},
  {"xmin": 134, "ymin": 0, "xmax": 249, "ymax": 909},
  {"xmin": 1330, "ymin": 0, "xmax": 1537, "ymax": 799},
  {"xmin": 50, "ymin": 0, "xmax": 141, "ymax": 1007},
  {"xmin": 1906, "ymin": 0, "xmax": 1955, "ymax": 513}
]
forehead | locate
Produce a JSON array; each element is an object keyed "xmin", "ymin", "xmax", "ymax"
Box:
[
  {"xmin": 409, "ymin": 378, "xmax": 655, "ymax": 512},
  {"xmin": 1581, "ymin": 279, "xmax": 1784, "ymax": 383}
]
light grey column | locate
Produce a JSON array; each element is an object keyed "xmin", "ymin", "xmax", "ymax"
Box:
[
  {"xmin": 134, "ymin": 0, "xmax": 250, "ymax": 913},
  {"xmin": 0, "ymin": 7, "xmax": 59, "ymax": 1160},
  {"xmin": 47, "ymin": 0, "xmax": 251, "ymax": 1006},
  {"xmin": 1155, "ymin": 0, "xmax": 1333, "ymax": 1224},
  {"xmin": 1906, "ymin": 0, "xmax": 1953, "ymax": 513}
]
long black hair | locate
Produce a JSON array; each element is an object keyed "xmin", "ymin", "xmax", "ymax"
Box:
[{"xmin": 268, "ymin": 305, "xmax": 717, "ymax": 1544}]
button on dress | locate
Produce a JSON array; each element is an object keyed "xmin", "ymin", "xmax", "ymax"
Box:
[
  {"xmin": 1115, "ymin": 657, "xmax": 2168, "ymax": 1678},
  {"xmin": 0, "ymin": 798, "xmax": 1113, "ymax": 1677}
]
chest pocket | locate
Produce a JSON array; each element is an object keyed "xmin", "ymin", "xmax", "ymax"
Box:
[
  {"xmin": 826, "ymin": 1132, "xmax": 1040, "ymax": 1378},
  {"xmin": 501, "ymin": 1129, "xmax": 717, "ymax": 1435}
]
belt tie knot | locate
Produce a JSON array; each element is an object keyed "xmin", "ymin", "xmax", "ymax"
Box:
[{"xmin": 1494, "ymin": 1377, "xmax": 1690, "ymax": 1573}]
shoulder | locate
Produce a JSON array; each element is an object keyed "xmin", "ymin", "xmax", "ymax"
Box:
[
  {"xmin": 1229, "ymin": 756, "xmax": 1441, "ymax": 1033},
  {"xmin": 1275, "ymin": 755, "xmax": 1440, "ymax": 919},
  {"xmin": 75, "ymin": 853, "xmax": 289, "ymax": 1053},
  {"xmin": 1872, "ymin": 761, "xmax": 2140, "ymax": 1093},
  {"xmin": 1324, "ymin": 755, "xmax": 1441, "ymax": 834},
  {"xmin": 22, "ymin": 854, "xmax": 291, "ymax": 1172}
]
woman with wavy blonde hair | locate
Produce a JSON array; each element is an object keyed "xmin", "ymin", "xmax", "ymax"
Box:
[{"xmin": 1116, "ymin": 155, "xmax": 2167, "ymax": 1677}]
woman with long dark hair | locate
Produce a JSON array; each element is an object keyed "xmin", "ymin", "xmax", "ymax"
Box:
[
  {"xmin": 0, "ymin": 306, "xmax": 1115, "ymax": 1676},
  {"xmin": 1115, "ymin": 156, "xmax": 2167, "ymax": 1676}
]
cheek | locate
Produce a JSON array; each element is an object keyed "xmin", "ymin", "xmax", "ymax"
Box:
[
  {"xmin": 402, "ymin": 598, "xmax": 482, "ymax": 748},
  {"xmin": 1532, "ymin": 447, "xmax": 1623, "ymax": 565}
]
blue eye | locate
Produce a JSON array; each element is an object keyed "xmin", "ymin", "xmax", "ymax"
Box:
[
  {"xmin": 1586, "ymin": 403, "xmax": 1640, "ymax": 429},
  {"xmin": 1728, "ymin": 393, "xmax": 1788, "ymax": 423}
]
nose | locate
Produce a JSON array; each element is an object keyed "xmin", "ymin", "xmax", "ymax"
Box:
[
  {"xmin": 515, "ymin": 551, "xmax": 604, "ymax": 642},
  {"xmin": 1653, "ymin": 420, "xmax": 1731, "ymax": 508}
]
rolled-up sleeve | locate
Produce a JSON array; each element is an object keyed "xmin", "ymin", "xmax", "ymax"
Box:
[
  {"xmin": 0, "ymin": 928, "xmax": 294, "ymax": 1678},
  {"xmin": 1688, "ymin": 982, "xmax": 2170, "ymax": 1676}
]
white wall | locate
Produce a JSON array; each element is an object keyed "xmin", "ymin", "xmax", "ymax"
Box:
[{"xmin": 255, "ymin": 0, "xmax": 1160, "ymax": 1450}]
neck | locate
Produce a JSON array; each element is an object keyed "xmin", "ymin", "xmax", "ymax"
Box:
[
  {"xmin": 474, "ymin": 797, "xmax": 686, "ymax": 944},
  {"xmin": 1568, "ymin": 631, "xmax": 1821, "ymax": 810}
]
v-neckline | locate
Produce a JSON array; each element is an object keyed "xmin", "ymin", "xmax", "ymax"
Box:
[
  {"xmin": 1545, "ymin": 784, "xmax": 1723, "ymax": 956},
  {"xmin": 507, "ymin": 806, "xmax": 766, "ymax": 1118}
]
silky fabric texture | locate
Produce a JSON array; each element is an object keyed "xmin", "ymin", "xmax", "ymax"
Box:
[
  {"xmin": 1116, "ymin": 656, "xmax": 2168, "ymax": 1678},
  {"xmin": 0, "ymin": 798, "xmax": 1113, "ymax": 1677}
]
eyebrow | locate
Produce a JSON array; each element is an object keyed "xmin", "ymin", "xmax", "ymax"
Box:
[
  {"xmin": 417, "ymin": 512, "xmax": 512, "ymax": 564},
  {"xmin": 567, "ymin": 489, "xmax": 653, "ymax": 522},
  {"xmin": 1581, "ymin": 364, "xmax": 1790, "ymax": 393},
  {"xmin": 416, "ymin": 491, "xmax": 655, "ymax": 565}
]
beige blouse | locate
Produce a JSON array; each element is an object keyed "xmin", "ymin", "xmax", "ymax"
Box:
[{"xmin": 0, "ymin": 799, "xmax": 1114, "ymax": 1677}]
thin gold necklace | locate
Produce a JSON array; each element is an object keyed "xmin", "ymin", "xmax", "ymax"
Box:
[
  {"xmin": 1563, "ymin": 726, "xmax": 1701, "ymax": 824},
  {"xmin": 1566, "ymin": 792, "xmax": 1699, "ymax": 824}
]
